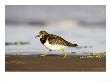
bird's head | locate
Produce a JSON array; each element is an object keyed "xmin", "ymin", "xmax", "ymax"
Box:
[{"xmin": 35, "ymin": 31, "xmax": 48, "ymax": 38}]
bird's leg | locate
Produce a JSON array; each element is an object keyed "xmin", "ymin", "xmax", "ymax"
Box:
[
  {"xmin": 41, "ymin": 49, "xmax": 51, "ymax": 57},
  {"xmin": 61, "ymin": 49, "xmax": 68, "ymax": 58}
]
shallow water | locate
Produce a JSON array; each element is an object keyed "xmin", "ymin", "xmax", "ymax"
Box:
[
  {"xmin": 5, "ymin": 5, "xmax": 106, "ymax": 55},
  {"xmin": 5, "ymin": 24, "xmax": 106, "ymax": 55}
]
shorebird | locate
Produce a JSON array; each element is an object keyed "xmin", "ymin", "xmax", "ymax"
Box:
[{"xmin": 35, "ymin": 31, "xmax": 78, "ymax": 58}]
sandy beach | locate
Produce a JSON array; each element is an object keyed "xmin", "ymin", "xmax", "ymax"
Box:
[{"xmin": 5, "ymin": 53, "xmax": 106, "ymax": 72}]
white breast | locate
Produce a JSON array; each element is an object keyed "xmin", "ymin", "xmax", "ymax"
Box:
[{"xmin": 44, "ymin": 40, "xmax": 67, "ymax": 50}]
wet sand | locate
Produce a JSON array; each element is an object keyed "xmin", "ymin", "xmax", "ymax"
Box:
[{"xmin": 5, "ymin": 54, "xmax": 106, "ymax": 72}]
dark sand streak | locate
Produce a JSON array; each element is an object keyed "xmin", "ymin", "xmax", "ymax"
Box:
[{"xmin": 5, "ymin": 54, "xmax": 106, "ymax": 72}]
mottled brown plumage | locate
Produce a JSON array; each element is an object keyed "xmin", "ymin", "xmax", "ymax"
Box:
[
  {"xmin": 48, "ymin": 34, "xmax": 78, "ymax": 47},
  {"xmin": 36, "ymin": 31, "xmax": 78, "ymax": 47},
  {"xmin": 35, "ymin": 31, "xmax": 78, "ymax": 58}
]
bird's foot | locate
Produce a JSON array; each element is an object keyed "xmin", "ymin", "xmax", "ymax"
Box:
[
  {"xmin": 40, "ymin": 50, "xmax": 51, "ymax": 57},
  {"xmin": 63, "ymin": 53, "xmax": 68, "ymax": 58},
  {"xmin": 40, "ymin": 54, "xmax": 48, "ymax": 57}
]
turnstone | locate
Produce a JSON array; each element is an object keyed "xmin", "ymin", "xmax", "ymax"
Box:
[{"xmin": 35, "ymin": 31, "xmax": 78, "ymax": 58}]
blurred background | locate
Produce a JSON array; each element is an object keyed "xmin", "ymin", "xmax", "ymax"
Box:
[{"xmin": 5, "ymin": 5, "xmax": 106, "ymax": 55}]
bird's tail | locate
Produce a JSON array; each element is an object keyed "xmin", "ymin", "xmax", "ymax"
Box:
[{"xmin": 71, "ymin": 44, "xmax": 78, "ymax": 47}]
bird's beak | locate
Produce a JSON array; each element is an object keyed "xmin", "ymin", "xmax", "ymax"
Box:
[{"xmin": 35, "ymin": 35, "xmax": 40, "ymax": 38}]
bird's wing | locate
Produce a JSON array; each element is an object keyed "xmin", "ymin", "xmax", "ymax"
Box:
[{"xmin": 48, "ymin": 34, "xmax": 76, "ymax": 46}]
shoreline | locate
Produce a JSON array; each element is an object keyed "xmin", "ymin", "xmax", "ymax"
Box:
[{"xmin": 5, "ymin": 54, "xmax": 106, "ymax": 72}]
